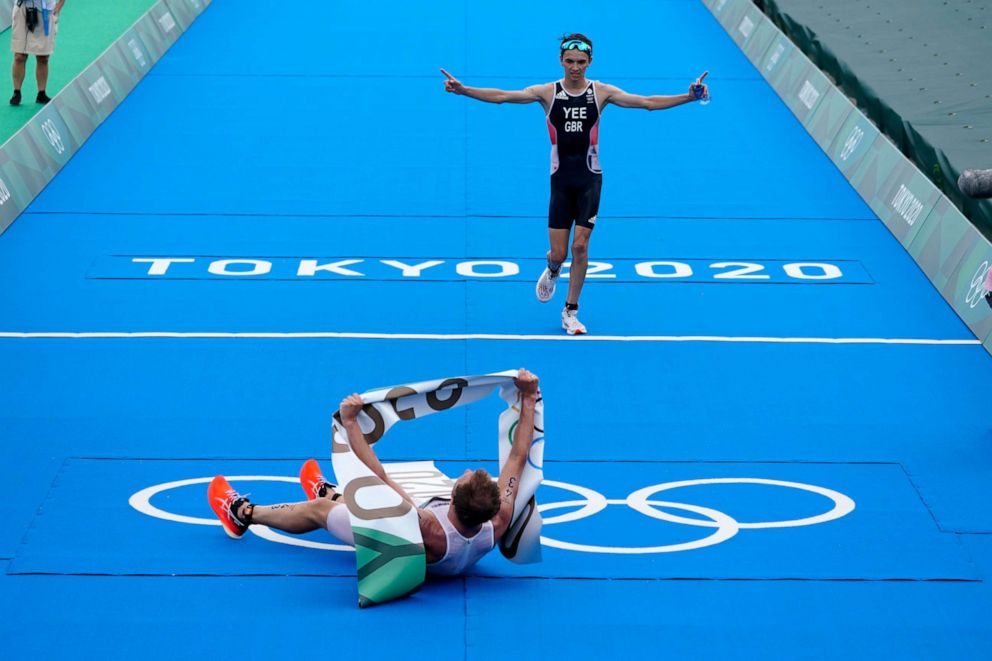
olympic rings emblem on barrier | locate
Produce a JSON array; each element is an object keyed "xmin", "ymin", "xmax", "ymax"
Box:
[
  {"xmin": 965, "ymin": 260, "xmax": 990, "ymax": 309},
  {"xmin": 129, "ymin": 476, "xmax": 855, "ymax": 555}
]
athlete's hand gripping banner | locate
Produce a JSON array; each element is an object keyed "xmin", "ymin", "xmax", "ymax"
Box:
[{"xmin": 330, "ymin": 369, "xmax": 545, "ymax": 607}]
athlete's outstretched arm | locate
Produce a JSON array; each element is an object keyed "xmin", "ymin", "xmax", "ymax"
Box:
[
  {"xmin": 599, "ymin": 71, "xmax": 709, "ymax": 111},
  {"xmin": 338, "ymin": 394, "xmax": 417, "ymax": 506},
  {"xmin": 492, "ymin": 369, "xmax": 540, "ymax": 540},
  {"xmin": 440, "ymin": 68, "xmax": 549, "ymax": 106}
]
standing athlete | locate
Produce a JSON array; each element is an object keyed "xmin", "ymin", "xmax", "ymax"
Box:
[{"xmin": 441, "ymin": 33, "xmax": 708, "ymax": 334}]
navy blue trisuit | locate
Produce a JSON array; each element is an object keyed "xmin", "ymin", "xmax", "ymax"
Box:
[{"xmin": 545, "ymin": 79, "xmax": 602, "ymax": 231}]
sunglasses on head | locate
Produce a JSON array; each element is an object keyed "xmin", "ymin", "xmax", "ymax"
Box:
[{"xmin": 560, "ymin": 40, "xmax": 592, "ymax": 54}]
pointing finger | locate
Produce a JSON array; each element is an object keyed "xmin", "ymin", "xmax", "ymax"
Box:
[
  {"xmin": 440, "ymin": 68, "xmax": 456, "ymax": 81},
  {"xmin": 696, "ymin": 70, "xmax": 709, "ymax": 83}
]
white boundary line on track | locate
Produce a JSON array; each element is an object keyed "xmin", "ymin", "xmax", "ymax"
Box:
[{"xmin": 0, "ymin": 332, "xmax": 980, "ymax": 345}]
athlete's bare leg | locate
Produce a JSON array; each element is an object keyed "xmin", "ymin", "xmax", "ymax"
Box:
[
  {"xmin": 240, "ymin": 498, "xmax": 334, "ymax": 534},
  {"xmin": 565, "ymin": 226, "xmax": 592, "ymax": 306},
  {"xmin": 547, "ymin": 227, "xmax": 570, "ymax": 266}
]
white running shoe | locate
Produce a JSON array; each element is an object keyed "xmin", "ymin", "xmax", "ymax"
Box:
[
  {"xmin": 561, "ymin": 308, "xmax": 587, "ymax": 335},
  {"xmin": 536, "ymin": 267, "xmax": 559, "ymax": 303}
]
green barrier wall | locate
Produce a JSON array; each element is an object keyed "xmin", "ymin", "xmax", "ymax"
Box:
[
  {"xmin": 1, "ymin": 0, "xmax": 12, "ymax": 32},
  {"xmin": 752, "ymin": 0, "xmax": 992, "ymax": 243},
  {"xmin": 703, "ymin": 0, "xmax": 992, "ymax": 353},
  {"xmin": 0, "ymin": 0, "xmax": 210, "ymax": 235}
]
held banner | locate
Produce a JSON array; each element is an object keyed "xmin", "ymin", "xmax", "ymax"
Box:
[{"xmin": 330, "ymin": 370, "xmax": 545, "ymax": 607}]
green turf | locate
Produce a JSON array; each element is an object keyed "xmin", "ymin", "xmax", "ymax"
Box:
[{"xmin": 0, "ymin": 0, "xmax": 159, "ymax": 144}]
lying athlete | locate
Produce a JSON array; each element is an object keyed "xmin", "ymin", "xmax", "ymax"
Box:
[{"xmin": 208, "ymin": 368, "xmax": 541, "ymax": 576}]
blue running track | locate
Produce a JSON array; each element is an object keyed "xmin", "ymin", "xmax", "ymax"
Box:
[{"xmin": 1, "ymin": 0, "xmax": 991, "ymax": 657}]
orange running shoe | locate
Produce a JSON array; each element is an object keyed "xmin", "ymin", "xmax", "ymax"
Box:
[
  {"xmin": 207, "ymin": 475, "xmax": 252, "ymax": 539},
  {"xmin": 299, "ymin": 458, "xmax": 338, "ymax": 501}
]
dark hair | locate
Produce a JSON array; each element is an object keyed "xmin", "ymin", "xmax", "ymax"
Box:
[
  {"xmin": 559, "ymin": 33, "xmax": 593, "ymax": 58},
  {"xmin": 452, "ymin": 469, "xmax": 501, "ymax": 528}
]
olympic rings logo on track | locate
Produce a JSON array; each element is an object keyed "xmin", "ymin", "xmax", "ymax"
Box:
[{"xmin": 129, "ymin": 476, "xmax": 855, "ymax": 555}]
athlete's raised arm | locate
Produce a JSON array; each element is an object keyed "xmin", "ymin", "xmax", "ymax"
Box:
[
  {"xmin": 337, "ymin": 394, "xmax": 417, "ymax": 506},
  {"xmin": 441, "ymin": 68, "xmax": 551, "ymax": 107},
  {"xmin": 598, "ymin": 71, "xmax": 709, "ymax": 111},
  {"xmin": 492, "ymin": 369, "xmax": 540, "ymax": 541}
]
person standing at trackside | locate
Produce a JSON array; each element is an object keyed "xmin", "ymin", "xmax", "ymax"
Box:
[
  {"xmin": 9, "ymin": 0, "xmax": 65, "ymax": 106},
  {"xmin": 441, "ymin": 33, "xmax": 708, "ymax": 335}
]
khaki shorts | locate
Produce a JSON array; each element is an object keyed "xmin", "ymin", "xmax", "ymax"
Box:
[{"xmin": 10, "ymin": 4, "xmax": 59, "ymax": 56}]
